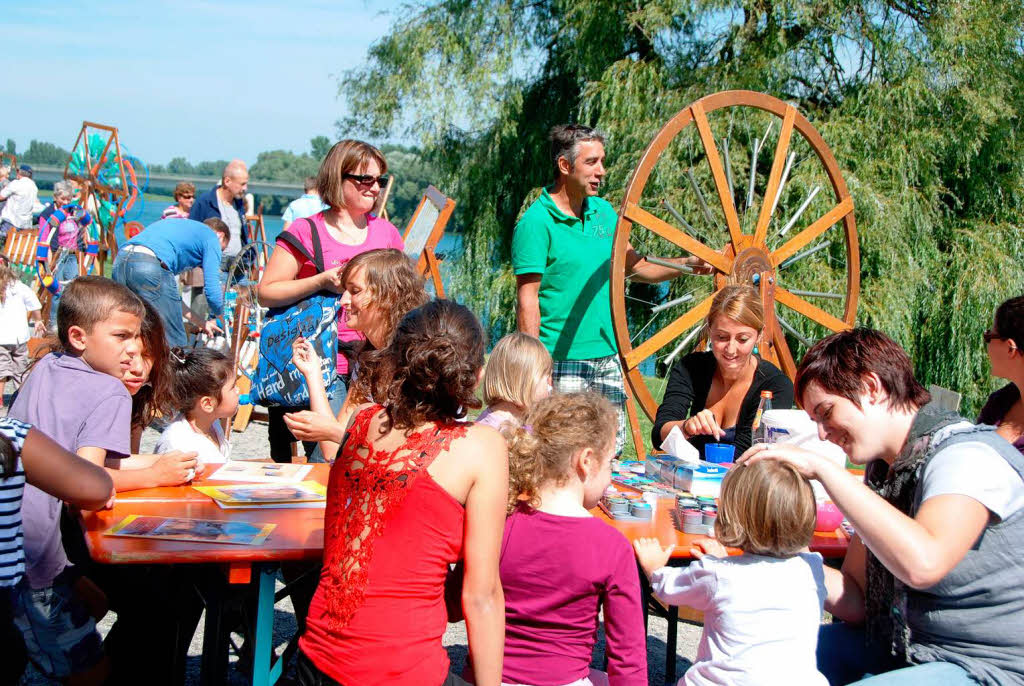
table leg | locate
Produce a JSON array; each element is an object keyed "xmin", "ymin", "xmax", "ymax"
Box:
[
  {"xmin": 199, "ymin": 576, "xmax": 229, "ymax": 686},
  {"xmin": 251, "ymin": 563, "xmax": 281, "ymax": 686},
  {"xmin": 665, "ymin": 605, "xmax": 678, "ymax": 684}
]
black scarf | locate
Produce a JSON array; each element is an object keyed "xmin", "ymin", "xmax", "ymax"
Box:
[{"xmin": 863, "ymin": 403, "xmax": 961, "ymax": 661}]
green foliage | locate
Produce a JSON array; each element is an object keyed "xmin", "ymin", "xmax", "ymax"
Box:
[
  {"xmin": 19, "ymin": 139, "xmax": 71, "ymax": 166},
  {"xmin": 340, "ymin": 0, "xmax": 1024, "ymax": 424}
]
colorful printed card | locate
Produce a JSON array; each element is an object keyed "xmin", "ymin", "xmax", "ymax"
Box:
[
  {"xmin": 206, "ymin": 461, "xmax": 313, "ymax": 483},
  {"xmin": 105, "ymin": 515, "xmax": 275, "ymax": 546},
  {"xmin": 193, "ymin": 481, "xmax": 326, "ymax": 505}
]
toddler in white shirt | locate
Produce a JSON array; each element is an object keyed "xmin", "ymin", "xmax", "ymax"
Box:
[
  {"xmin": 155, "ymin": 347, "xmax": 239, "ymax": 466},
  {"xmin": 634, "ymin": 459, "xmax": 828, "ymax": 686}
]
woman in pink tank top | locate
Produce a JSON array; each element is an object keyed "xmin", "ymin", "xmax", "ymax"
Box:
[{"xmin": 297, "ymin": 300, "xmax": 508, "ymax": 686}]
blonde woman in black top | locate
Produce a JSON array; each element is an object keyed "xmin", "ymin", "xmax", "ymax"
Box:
[{"xmin": 652, "ymin": 285, "xmax": 794, "ymax": 457}]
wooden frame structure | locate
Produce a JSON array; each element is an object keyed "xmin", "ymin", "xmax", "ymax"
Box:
[
  {"xmin": 372, "ymin": 174, "xmax": 395, "ymax": 221},
  {"xmin": 0, "ymin": 152, "xmax": 16, "ymax": 181},
  {"xmin": 402, "ymin": 185, "xmax": 456, "ymax": 297},
  {"xmin": 610, "ymin": 90, "xmax": 860, "ymax": 421},
  {"xmin": 63, "ymin": 122, "xmax": 132, "ymax": 275}
]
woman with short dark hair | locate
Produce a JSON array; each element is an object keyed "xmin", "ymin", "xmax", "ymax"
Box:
[
  {"xmin": 978, "ymin": 295, "xmax": 1024, "ymax": 455},
  {"xmin": 162, "ymin": 182, "xmax": 196, "ymax": 219},
  {"xmin": 742, "ymin": 328, "xmax": 1024, "ymax": 685}
]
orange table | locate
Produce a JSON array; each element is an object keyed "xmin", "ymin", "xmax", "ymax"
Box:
[{"xmin": 79, "ymin": 464, "xmax": 330, "ymax": 686}]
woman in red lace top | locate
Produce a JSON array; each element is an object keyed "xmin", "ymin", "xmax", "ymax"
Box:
[{"xmin": 297, "ymin": 300, "xmax": 508, "ymax": 686}]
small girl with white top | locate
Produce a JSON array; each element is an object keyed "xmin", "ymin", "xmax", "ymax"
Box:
[
  {"xmin": 155, "ymin": 347, "xmax": 239, "ymax": 465},
  {"xmin": 476, "ymin": 332, "xmax": 552, "ymax": 432},
  {"xmin": 634, "ymin": 459, "xmax": 828, "ymax": 686}
]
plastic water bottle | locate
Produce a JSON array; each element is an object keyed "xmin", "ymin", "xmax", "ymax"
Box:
[{"xmin": 752, "ymin": 390, "xmax": 774, "ymax": 444}]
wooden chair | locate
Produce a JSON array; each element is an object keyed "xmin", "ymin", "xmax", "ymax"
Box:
[{"xmin": 402, "ymin": 186, "xmax": 456, "ymax": 297}]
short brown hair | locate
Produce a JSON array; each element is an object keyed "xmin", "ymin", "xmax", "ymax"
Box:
[
  {"xmin": 316, "ymin": 139, "xmax": 387, "ymax": 210},
  {"xmin": 173, "ymin": 182, "xmax": 195, "ymax": 201},
  {"xmin": 506, "ymin": 392, "xmax": 616, "ymax": 512},
  {"xmin": 356, "ymin": 300, "xmax": 485, "ymax": 430},
  {"xmin": 57, "ymin": 276, "xmax": 145, "ymax": 350},
  {"xmin": 482, "ymin": 333, "xmax": 552, "ymax": 409},
  {"xmin": 795, "ymin": 328, "xmax": 930, "ymax": 413},
  {"xmin": 715, "ymin": 460, "xmax": 815, "ymax": 557},
  {"xmin": 706, "ymin": 285, "xmax": 764, "ymax": 332},
  {"xmin": 203, "ymin": 217, "xmax": 231, "ymax": 243}
]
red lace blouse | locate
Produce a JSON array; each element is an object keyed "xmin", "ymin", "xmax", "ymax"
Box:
[{"xmin": 299, "ymin": 405, "xmax": 467, "ymax": 686}]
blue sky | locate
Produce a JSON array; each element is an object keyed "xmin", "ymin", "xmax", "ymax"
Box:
[{"xmin": 4, "ymin": 1, "xmax": 401, "ymax": 165}]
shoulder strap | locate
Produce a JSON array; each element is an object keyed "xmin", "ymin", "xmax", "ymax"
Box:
[{"xmin": 305, "ymin": 217, "xmax": 326, "ymax": 273}]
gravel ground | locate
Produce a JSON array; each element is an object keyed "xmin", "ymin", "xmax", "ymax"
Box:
[{"xmin": 6, "ymin": 387, "xmax": 703, "ymax": 685}]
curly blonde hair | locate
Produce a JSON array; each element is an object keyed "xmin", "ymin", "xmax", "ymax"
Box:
[{"xmin": 505, "ymin": 392, "xmax": 616, "ymax": 512}]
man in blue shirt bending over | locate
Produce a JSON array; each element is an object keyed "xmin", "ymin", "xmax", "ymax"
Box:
[{"xmin": 112, "ymin": 218, "xmax": 229, "ymax": 347}]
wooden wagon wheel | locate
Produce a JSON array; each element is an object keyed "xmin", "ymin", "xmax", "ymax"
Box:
[{"xmin": 611, "ymin": 90, "xmax": 859, "ymax": 421}]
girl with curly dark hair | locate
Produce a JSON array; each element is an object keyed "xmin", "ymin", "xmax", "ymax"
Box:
[{"xmin": 295, "ymin": 300, "xmax": 507, "ymax": 686}]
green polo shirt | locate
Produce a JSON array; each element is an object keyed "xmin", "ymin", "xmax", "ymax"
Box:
[{"xmin": 511, "ymin": 188, "xmax": 619, "ymax": 361}]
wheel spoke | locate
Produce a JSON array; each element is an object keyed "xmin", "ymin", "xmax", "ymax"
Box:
[
  {"xmin": 771, "ymin": 322, "xmax": 798, "ymax": 381},
  {"xmin": 753, "ymin": 105, "xmax": 796, "ymax": 245},
  {"xmin": 623, "ymin": 202, "xmax": 733, "ymax": 273},
  {"xmin": 624, "ymin": 292, "xmax": 715, "ymax": 370},
  {"xmin": 771, "ymin": 197, "xmax": 854, "ymax": 266},
  {"xmin": 691, "ymin": 102, "xmax": 744, "ymax": 246},
  {"xmin": 775, "ymin": 287, "xmax": 851, "ymax": 333}
]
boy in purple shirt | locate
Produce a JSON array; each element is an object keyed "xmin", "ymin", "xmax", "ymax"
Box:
[{"xmin": 8, "ymin": 277, "xmax": 197, "ymax": 684}]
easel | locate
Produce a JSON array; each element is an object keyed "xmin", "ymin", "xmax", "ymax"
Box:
[
  {"xmin": 402, "ymin": 185, "xmax": 456, "ymax": 297},
  {"xmin": 372, "ymin": 175, "xmax": 395, "ymax": 222},
  {"xmin": 0, "ymin": 153, "xmax": 16, "ymax": 182}
]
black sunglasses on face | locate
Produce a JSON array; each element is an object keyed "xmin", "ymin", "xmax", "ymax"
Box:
[
  {"xmin": 984, "ymin": 329, "xmax": 1004, "ymax": 344},
  {"xmin": 343, "ymin": 173, "xmax": 389, "ymax": 187}
]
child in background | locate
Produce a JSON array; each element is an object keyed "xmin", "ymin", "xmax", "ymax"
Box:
[
  {"xmin": 155, "ymin": 347, "xmax": 239, "ymax": 464},
  {"xmin": 123, "ymin": 300, "xmax": 170, "ymax": 453},
  {"xmin": 477, "ymin": 332, "xmax": 553, "ymax": 432},
  {"xmin": 0, "ymin": 257, "xmax": 45, "ymax": 408},
  {"xmin": 633, "ymin": 460, "xmax": 828, "ymax": 686},
  {"xmin": 1, "ymin": 418, "xmax": 113, "ymax": 685},
  {"xmin": 498, "ymin": 393, "xmax": 647, "ymax": 686}
]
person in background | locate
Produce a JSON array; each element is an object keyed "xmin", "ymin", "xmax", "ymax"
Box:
[
  {"xmin": 497, "ymin": 392, "xmax": 647, "ymax": 686},
  {"xmin": 979, "ymin": 294, "xmax": 1024, "ymax": 455},
  {"xmin": 743, "ymin": 328, "xmax": 1024, "ymax": 685},
  {"xmin": 282, "ymin": 176, "xmax": 327, "ymax": 231},
  {"xmin": 513, "ymin": 125, "xmax": 709, "ymax": 454},
  {"xmin": 652, "ymin": 285, "xmax": 793, "ymax": 459},
  {"xmin": 476, "ymin": 332, "xmax": 553, "ymax": 432},
  {"xmin": 112, "ymin": 217, "xmax": 228, "ymax": 347},
  {"xmin": 0, "ymin": 256, "xmax": 44, "ymax": 408},
  {"xmin": 189, "ymin": 159, "xmax": 249, "ymax": 267},
  {"xmin": 635, "ymin": 459, "xmax": 828, "ymax": 686},
  {"xmin": 38, "ymin": 180, "xmax": 93, "ymax": 328},
  {"xmin": 162, "ymin": 182, "xmax": 196, "ymax": 220},
  {"xmin": 258, "ymin": 141, "xmax": 405, "ymax": 462},
  {"xmin": 0, "ymin": 165, "xmax": 38, "ymax": 242}
]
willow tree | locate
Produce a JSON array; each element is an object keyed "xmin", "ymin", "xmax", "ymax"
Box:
[{"xmin": 339, "ymin": 0, "xmax": 1024, "ymax": 414}]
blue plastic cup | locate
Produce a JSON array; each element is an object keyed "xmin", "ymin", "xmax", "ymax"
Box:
[{"xmin": 704, "ymin": 443, "xmax": 735, "ymax": 464}]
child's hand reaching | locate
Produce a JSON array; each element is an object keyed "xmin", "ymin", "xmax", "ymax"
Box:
[
  {"xmin": 691, "ymin": 538, "xmax": 729, "ymax": 559},
  {"xmin": 291, "ymin": 337, "xmax": 322, "ymax": 378},
  {"xmin": 633, "ymin": 537, "xmax": 675, "ymax": 579}
]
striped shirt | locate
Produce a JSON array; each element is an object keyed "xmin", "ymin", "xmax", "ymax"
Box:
[{"xmin": 0, "ymin": 418, "xmax": 31, "ymax": 587}]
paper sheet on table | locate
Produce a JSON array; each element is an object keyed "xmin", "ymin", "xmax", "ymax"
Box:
[
  {"xmin": 205, "ymin": 462, "xmax": 313, "ymax": 483},
  {"xmin": 659, "ymin": 426, "xmax": 700, "ymax": 463}
]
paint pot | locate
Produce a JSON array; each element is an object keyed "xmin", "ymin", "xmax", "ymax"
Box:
[
  {"xmin": 630, "ymin": 502, "xmax": 653, "ymax": 520},
  {"xmin": 607, "ymin": 498, "xmax": 629, "ymax": 514},
  {"xmin": 704, "ymin": 443, "xmax": 736, "ymax": 463},
  {"xmin": 677, "ymin": 496, "xmax": 699, "ymax": 510},
  {"xmin": 682, "ymin": 508, "xmax": 703, "ymax": 527},
  {"xmin": 702, "ymin": 510, "xmax": 718, "ymax": 526}
]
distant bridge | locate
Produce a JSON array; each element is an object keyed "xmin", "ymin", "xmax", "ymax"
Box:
[{"xmin": 28, "ymin": 165, "xmax": 305, "ymax": 198}]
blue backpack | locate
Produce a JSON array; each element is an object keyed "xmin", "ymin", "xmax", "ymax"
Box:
[{"xmin": 252, "ymin": 218, "xmax": 339, "ymax": 407}]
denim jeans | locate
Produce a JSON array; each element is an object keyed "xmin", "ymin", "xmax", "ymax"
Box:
[
  {"xmin": 112, "ymin": 251, "xmax": 187, "ymax": 348},
  {"xmin": 817, "ymin": 623, "xmax": 975, "ymax": 686},
  {"xmin": 48, "ymin": 251, "xmax": 81, "ymax": 327},
  {"xmin": 268, "ymin": 373, "xmax": 347, "ymax": 464}
]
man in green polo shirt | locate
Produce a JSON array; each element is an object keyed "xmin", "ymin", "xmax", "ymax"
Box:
[{"xmin": 513, "ymin": 124, "xmax": 707, "ymax": 452}]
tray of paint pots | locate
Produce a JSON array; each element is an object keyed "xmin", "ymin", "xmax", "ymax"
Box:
[
  {"xmin": 599, "ymin": 494, "xmax": 655, "ymax": 522},
  {"xmin": 673, "ymin": 494, "xmax": 719, "ymax": 535}
]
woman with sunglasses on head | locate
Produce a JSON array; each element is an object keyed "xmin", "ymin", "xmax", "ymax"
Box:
[
  {"xmin": 258, "ymin": 140, "xmax": 404, "ymax": 463},
  {"xmin": 979, "ymin": 295, "xmax": 1024, "ymax": 455}
]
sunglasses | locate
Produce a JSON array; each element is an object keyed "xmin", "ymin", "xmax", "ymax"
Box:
[
  {"xmin": 983, "ymin": 329, "xmax": 1003, "ymax": 344},
  {"xmin": 343, "ymin": 173, "xmax": 389, "ymax": 187}
]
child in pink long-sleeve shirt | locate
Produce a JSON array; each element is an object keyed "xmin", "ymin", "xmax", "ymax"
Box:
[{"xmin": 498, "ymin": 393, "xmax": 647, "ymax": 686}]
